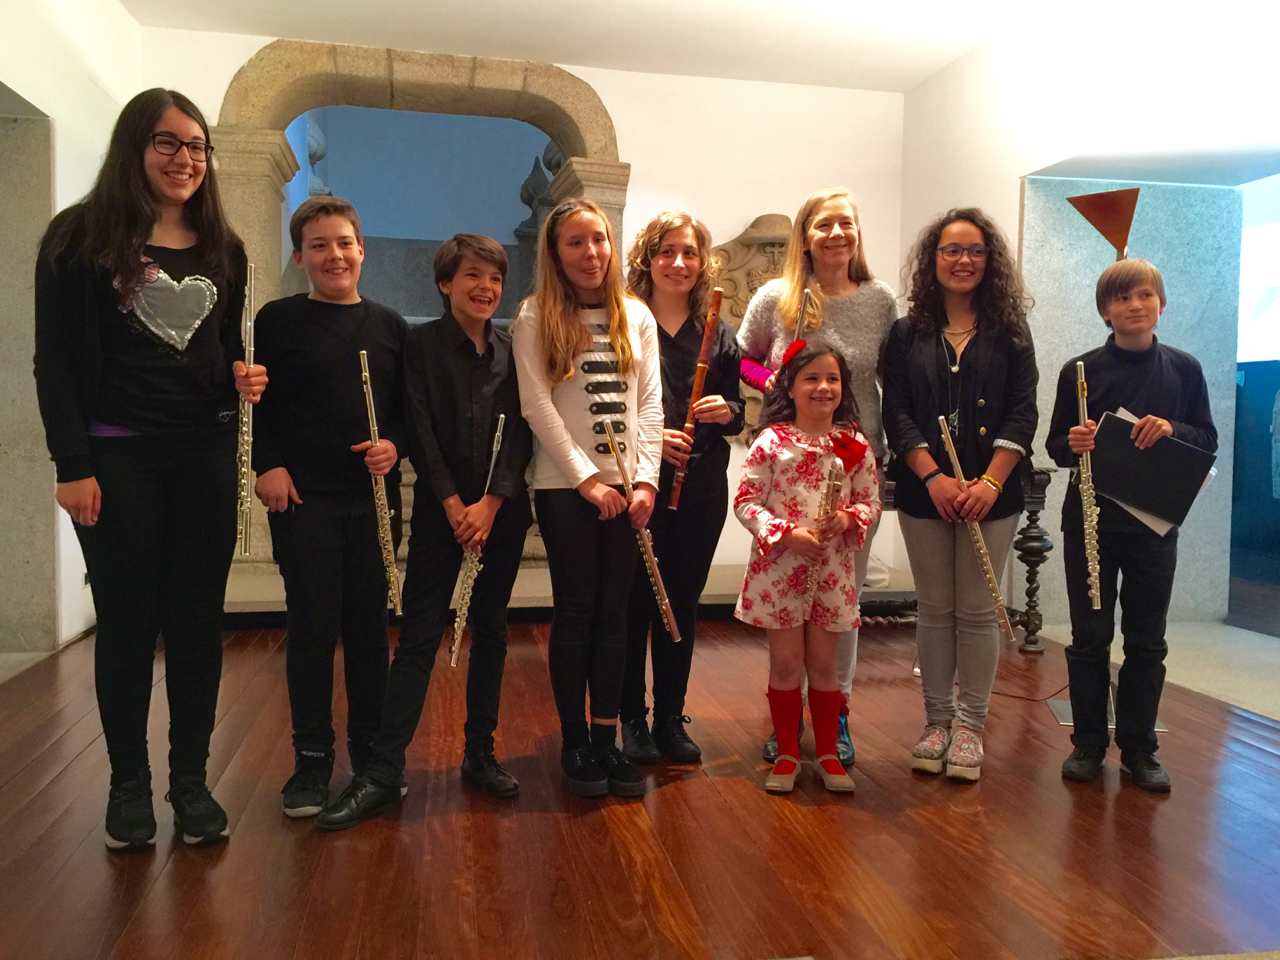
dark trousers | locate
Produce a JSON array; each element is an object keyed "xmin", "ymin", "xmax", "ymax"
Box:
[
  {"xmin": 364, "ymin": 490, "xmax": 532, "ymax": 787},
  {"xmin": 535, "ymin": 488, "xmax": 639, "ymax": 742},
  {"xmin": 269, "ymin": 492, "xmax": 390, "ymax": 768},
  {"xmin": 1063, "ymin": 507, "xmax": 1178, "ymax": 757},
  {"xmin": 620, "ymin": 480, "xmax": 726, "ymax": 722},
  {"xmin": 75, "ymin": 432, "xmax": 237, "ymax": 785}
]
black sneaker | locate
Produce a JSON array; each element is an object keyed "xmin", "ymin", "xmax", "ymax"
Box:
[
  {"xmin": 105, "ymin": 772, "xmax": 156, "ymax": 851},
  {"xmin": 652, "ymin": 714, "xmax": 702, "ymax": 764},
  {"xmin": 281, "ymin": 752, "xmax": 334, "ymax": 818},
  {"xmin": 595, "ymin": 743, "xmax": 646, "ymax": 797},
  {"xmin": 316, "ymin": 775, "xmax": 402, "ymax": 831},
  {"xmin": 836, "ymin": 711, "xmax": 856, "ymax": 768},
  {"xmin": 561, "ymin": 744, "xmax": 609, "ymax": 797},
  {"xmin": 461, "ymin": 753, "xmax": 520, "ymax": 799},
  {"xmin": 621, "ymin": 718, "xmax": 661, "ymax": 765},
  {"xmin": 1061, "ymin": 746, "xmax": 1105, "ymax": 783},
  {"xmin": 167, "ymin": 777, "xmax": 229, "ymax": 846},
  {"xmin": 762, "ymin": 715, "xmax": 805, "ymax": 764},
  {"xmin": 1121, "ymin": 753, "xmax": 1171, "ymax": 793}
]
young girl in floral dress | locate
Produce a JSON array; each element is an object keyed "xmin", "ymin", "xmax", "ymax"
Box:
[{"xmin": 734, "ymin": 339, "xmax": 881, "ymax": 794}]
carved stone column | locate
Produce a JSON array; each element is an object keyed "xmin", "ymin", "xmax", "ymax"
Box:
[
  {"xmin": 211, "ymin": 128, "xmax": 299, "ymax": 589},
  {"xmin": 546, "ymin": 157, "xmax": 631, "ymax": 242},
  {"xmin": 209, "ymin": 127, "xmax": 299, "ymax": 306}
]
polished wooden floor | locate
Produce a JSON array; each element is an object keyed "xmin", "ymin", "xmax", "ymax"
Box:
[{"xmin": 2, "ymin": 622, "xmax": 1279, "ymax": 960}]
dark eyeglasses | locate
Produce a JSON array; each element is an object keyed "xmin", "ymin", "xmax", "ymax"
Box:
[
  {"xmin": 936, "ymin": 243, "xmax": 987, "ymax": 262},
  {"xmin": 150, "ymin": 133, "xmax": 213, "ymax": 162}
]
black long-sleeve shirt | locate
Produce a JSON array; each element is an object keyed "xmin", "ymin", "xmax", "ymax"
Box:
[
  {"xmin": 402, "ymin": 311, "xmax": 532, "ymax": 505},
  {"xmin": 1046, "ymin": 334, "xmax": 1216, "ymax": 533},
  {"xmin": 657, "ymin": 315, "xmax": 745, "ymax": 505},
  {"xmin": 34, "ymin": 236, "xmax": 246, "ymax": 481},
  {"xmin": 252, "ymin": 294, "xmax": 407, "ymax": 496}
]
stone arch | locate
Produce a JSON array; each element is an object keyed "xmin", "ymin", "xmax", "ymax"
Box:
[{"xmin": 211, "ymin": 39, "xmax": 629, "ymax": 306}]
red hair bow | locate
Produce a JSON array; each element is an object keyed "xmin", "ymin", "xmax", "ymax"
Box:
[
  {"xmin": 782, "ymin": 339, "xmax": 807, "ymax": 368},
  {"xmin": 830, "ymin": 430, "xmax": 867, "ymax": 472}
]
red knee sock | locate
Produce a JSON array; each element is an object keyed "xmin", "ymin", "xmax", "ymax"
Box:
[
  {"xmin": 767, "ymin": 686, "xmax": 803, "ymax": 774},
  {"xmin": 809, "ymin": 688, "xmax": 845, "ymax": 776}
]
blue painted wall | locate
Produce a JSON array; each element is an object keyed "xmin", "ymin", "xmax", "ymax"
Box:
[{"xmin": 1021, "ymin": 176, "xmax": 1241, "ymax": 624}]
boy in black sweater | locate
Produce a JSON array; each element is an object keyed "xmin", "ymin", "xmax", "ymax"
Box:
[
  {"xmin": 1046, "ymin": 259, "xmax": 1216, "ymax": 792},
  {"xmin": 318, "ymin": 234, "xmax": 533, "ymax": 831},
  {"xmin": 253, "ymin": 197, "xmax": 407, "ymax": 817}
]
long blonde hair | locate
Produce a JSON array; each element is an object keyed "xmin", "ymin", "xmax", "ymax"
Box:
[
  {"xmin": 625, "ymin": 211, "xmax": 720, "ymax": 322},
  {"xmin": 526, "ymin": 198, "xmax": 632, "ymax": 384},
  {"xmin": 777, "ymin": 187, "xmax": 874, "ymax": 332}
]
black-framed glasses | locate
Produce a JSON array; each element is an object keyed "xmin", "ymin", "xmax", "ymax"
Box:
[
  {"xmin": 150, "ymin": 133, "xmax": 213, "ymax": 162},
  {"xmin": 936, "ymin": 243, "xmax": 987, "ymax": 262}
]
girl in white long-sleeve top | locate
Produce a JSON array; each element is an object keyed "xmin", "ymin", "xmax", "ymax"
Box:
[{"xmin": 510, "ymin": 198, "xmax": 664, "ymax": 798}]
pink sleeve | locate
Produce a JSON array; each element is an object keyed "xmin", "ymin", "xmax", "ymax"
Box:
[{"xmin": 740, "ymin": 356, "xmax": 774, "ymax": 393}]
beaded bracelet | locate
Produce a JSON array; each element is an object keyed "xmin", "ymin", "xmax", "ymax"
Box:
[{"xmin": 979, "ymin": 474, "xmax": 1003, "ymax": 493}]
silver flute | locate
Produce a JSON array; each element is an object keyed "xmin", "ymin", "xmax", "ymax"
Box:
[
  {"xmin": 236, "ymin": 264, "xmax": 256, "ymax": 556},
  {"xmin": 937, "ymin": 416, "xmax": 1016, "ymax": 643},
  {"xmin": 804, "ymin": 456, "xmax": 845, "ymax": 609},
  {"xmin": 450, "ymin": 414, "xmax": 506, "ymax": 668},
  {"xmin": 790, "ymin": 287, "xmax": 813, "ymax": 346},
  {"xmin": 359, "ymin": 350, "xmax": 402, "ymax": 616},
  {"xmin": 603, "ymin": 420, "xmax": 680, "ymax": 643},
  {"xmin": 1076, "ymin": 362, "xmax": 1102, "ymax": 609}
]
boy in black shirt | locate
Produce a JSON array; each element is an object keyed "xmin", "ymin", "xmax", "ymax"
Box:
[
  {"xmin": 318, "ymin": 234, "xmax": 533, "ymax": 831},
  {"xmin": 1046, "ymin": 259, "xmax": 1216, "ymax": 792},
  {"xmin": 253, "ymin": 197, "xmax": 407, "ymax": 817}
]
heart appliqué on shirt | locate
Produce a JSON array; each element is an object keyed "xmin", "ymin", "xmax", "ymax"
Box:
[{"xmin": 128, "ymin": 268, "xmax": 216, "ymax": 351}]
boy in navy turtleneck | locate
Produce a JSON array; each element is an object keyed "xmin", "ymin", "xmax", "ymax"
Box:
[{"xmin": 1046, "ymin": 259, "xmax": 1216, "ymax": 793}]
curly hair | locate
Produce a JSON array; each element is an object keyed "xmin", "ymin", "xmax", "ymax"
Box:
[
  {"xmin": 625, "ymin": 211, "xmax": 720, "ymax": 321},
  {"xmin": 901, "ymin": 207, "xmax": 1031, "ymax": 347},
  {"xmin": 758, "ymin": 338, "xmax": 861, "ymax": 430}
]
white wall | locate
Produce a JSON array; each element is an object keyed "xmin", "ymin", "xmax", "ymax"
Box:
[
  {"xmin": 563, "ymin": 65, "xmax": 903, "ymax": 287},
  {"xmin": 0, "ymin": 0, "xmax": 144, "ymax": 641},
  {"xmin": 901, "ymin": 12, "xmax": 1280, "ymax": 251},
  {"xmin": 140, "ymin": 27, "xmax": 273, "ymax": 126},
  {"xmin": 0, "ymin": 0, "xmax": 141, "ymax": 208}
]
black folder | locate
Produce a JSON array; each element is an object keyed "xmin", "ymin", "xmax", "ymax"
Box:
[{"xmin": 1090, "ymin": 412, "xmax": 1216, "ymax": 527}]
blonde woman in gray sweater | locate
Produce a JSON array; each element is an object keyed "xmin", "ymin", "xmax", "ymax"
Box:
[{"xmin": 737, "ymin": 187, "xmax": 898, "ymax": 767}]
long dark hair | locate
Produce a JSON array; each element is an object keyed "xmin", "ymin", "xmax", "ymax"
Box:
[
  {"xmin": 758, "ymin": 338, "xmax": 860, "ymax": 430},
  {"xmin": 901, "ymin": 207, "xmax": 1031, "ymax": 347},
  {"xmin": 39, "ymin": 88, "xmax": 241, "ymax": 296}
]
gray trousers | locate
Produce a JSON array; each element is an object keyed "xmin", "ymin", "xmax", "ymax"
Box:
[
  {"xmin": 899, "ymin": 512, "xmax": 1019, "ymax": 733},
  {"xmin": 801, "ymin": 513, "xmax": 881, "ymax": 700}
]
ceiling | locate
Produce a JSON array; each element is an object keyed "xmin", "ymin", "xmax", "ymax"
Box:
[
  {"xmin": 118, "ymin": 0, "xmax": 1016, "ymax": 92},
  {"xmin": 1034, "ymin": 149, "xmax": 1280, "ymax": 188}
]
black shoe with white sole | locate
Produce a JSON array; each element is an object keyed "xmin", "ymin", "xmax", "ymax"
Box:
[
  {"xmin": 281, "ymin": 752, "xmax": 334, "ymax": 818},
  {"xmin": 167, "ymin": 777, "xmax": 229, "ymax": 846},
  {"xmin": 105, "ymin": 772, "xmax": 156, "ymax": 851}
]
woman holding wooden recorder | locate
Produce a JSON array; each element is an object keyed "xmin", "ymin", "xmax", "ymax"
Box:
[{"xmin": 618, "ymin": 212, "xmax": 744, "ymax": 765}]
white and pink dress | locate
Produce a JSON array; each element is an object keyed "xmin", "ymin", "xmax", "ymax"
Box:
[{"xmin": 733, "ymin": 423, "xmax": 881, "ymax": 632}]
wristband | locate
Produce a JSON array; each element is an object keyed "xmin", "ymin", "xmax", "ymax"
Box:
[
  {"xmin": 922, "ymin": 468, "xmax": 943, "ymax": 488},
  {"xmin": 979, "ymin": 474, "xmax": 1002, "ymax": 493}
]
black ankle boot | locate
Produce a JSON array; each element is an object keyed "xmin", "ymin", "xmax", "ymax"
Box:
[
  {"xmin": 652, "ymin": 714, "xmax": 702, "ymax": 764},
  {"xmin": 620, "ymin": 717, "xmax": 661, "ymax": 765}
]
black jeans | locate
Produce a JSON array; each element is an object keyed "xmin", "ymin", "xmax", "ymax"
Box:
[
  {"xmin": 1063, "ymin": 506, "xmax": 1179, "ymax": 757},
  {"xmin": 363, "ymin": 490, "xmax": 532, "ymax": 787},
  {"xmin": 620, "ymin": 480, "xmax": 726, "ymax": 722},
  {"xmin": 75, "ymin": 431, "xmax": 237, "ymax": 785},
  {"xmin": 535, "ymin": 488, "xmax": 639, "ymax": 742},
  {"xmin": 269, "ymin": 491, "xmax": 390, "ymax": 768}
]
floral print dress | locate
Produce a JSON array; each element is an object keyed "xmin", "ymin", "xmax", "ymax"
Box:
[{"xmin": 734, "ymin": 423, "xmax": 882, "ymax": 632}]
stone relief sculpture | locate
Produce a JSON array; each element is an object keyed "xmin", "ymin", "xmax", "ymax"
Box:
[
  {"xmin": 711, "ymin": 213, "xmax": 791, "ymax": 333},
  {"xmin": 711, "ymin": 213, "xmax": 791, "ymax": 432},
  {"xmin": 306, "ymin": 122, "xmax": 332, "ymax": 197}
]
